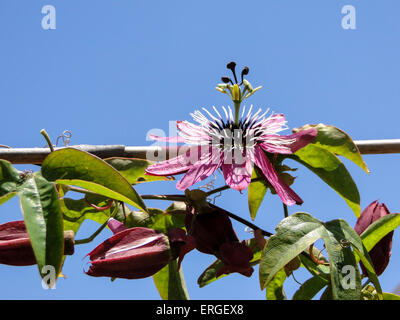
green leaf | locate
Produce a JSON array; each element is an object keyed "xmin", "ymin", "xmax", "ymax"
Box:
[
  {"xmin": 360, "ymin": 213, "xmax": 400, "ymax": 252},
  {"xmin": 320, "ymin": 285, "xmax": 333, "ymax": 300},
  {"xmin": 0, "ymin": 160, "xmax": 23, "ymax": 205},
  {"xmin": 324, "ymin": 219, "xmax": 383, "ymax": 299},
  {"xmin": 299, "ymin": 250, "xmax": 330, "ymax": 282},
  {"xmin": 18, "ymin": 173, "xmax": 64, "ymax": 286},
  {"xmin": 292, "ymin": 275, "xmax": 328, "ymax": 300},
  {"xmin": 153, "ymin": 259, "xmax": 189, "ymax": 300},
  {"xmin": 294, "ymin": 124, "xmax": 369, "ymax": 173},
  {"xmin": 60, "ymin": 195, "xmax": 117, "ymax": 235},
  {"xmin": 105, "ymin": 157, "xmax": 174, "ymax": 184},
  {"xmin": 41, "ymin": 148, "xmax": 147, "ymax": 212},
  {"xmin": 248, "ymin": 168, "xmax": 269, "ymax": 220},
  {"xmin": 321, "ymin": 220, "xmax": 362, "ymax": 300},
  {"xmin": 290, "ymin": 145, "xmax": 361, "ymax": 217},
  {"xmin": 266, "ymin": 268, "xmax": 287, "ymax": 300},
  {"xmin": 382, "ymin": 292, "xmax": 400, "ymax": 300},
  {"xmin": 123, "ymin": 207, "xmax": 186, "ymax": 234},
  {"xmin": 259, "ymin": 213, "xmax": 326, "ymax": 290}
]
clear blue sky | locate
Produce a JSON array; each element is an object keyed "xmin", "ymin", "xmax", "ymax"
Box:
[{"xmin": 0, "ymin": 0, "xmax": 399, "ymax": 299}]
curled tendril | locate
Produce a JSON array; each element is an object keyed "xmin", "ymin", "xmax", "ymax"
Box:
[
  {"xmin": 309, "ymin": 244, "xmax": 330, "ymax": 266},
  {"xmin": 85, "ymin": 198, "xmax": 114, "ymax": 211}
]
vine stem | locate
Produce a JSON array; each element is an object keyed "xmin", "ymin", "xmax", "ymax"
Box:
[
  {"xmin": 75, "ymin": 201, "xmax": 119, "ymax": 245},
  {"xmin": 66, "ymin": 188, "xmax": 274, "ymax": 238},
  {"xmin": 40, "ymin": 129, "xmax": 54, "ymax": 152},
  {"xmin": 283, "ymin": 204, "xmax": 289, "ymax": 218},
  {"xmin": 141, "ymin": 194, "xmax": 273, "ymax": 237}
]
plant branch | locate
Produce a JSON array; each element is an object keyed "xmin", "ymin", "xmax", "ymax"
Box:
[
  {"xmin": 283, "ymin": 203, "xmax": 289, "ymax": 218},
  {"xmin": 141, "ymin": 193, "xmax": 273, "ymax": 237}
]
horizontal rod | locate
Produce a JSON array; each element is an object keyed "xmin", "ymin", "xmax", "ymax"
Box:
[{"xmin": 0, "ymin": 139, "xmax": 399, "ymax": 165}]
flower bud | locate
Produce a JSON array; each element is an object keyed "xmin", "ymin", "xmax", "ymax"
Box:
[
  {"xmin": 86, "ymin": 227, "xmax": 172, "ymax": 279},
  {"xmin": 0, "ymin": 221, "xmax": 37, "ymax": 266},
  {"xmin": 185, "ymin": 204, "xmax": 254, "ymax": 277},
  {"xmin": 216, "ymin": 241, "xmax": 254, "ymax": 277},
  {"xmin": 355, "ymin": 201, "xmax": 394, "ymax": 276},
  {"xmin": 0, "ymin": 220, "xmax": 74, "ymax": 266},
  {"xmin": 185, "ymin": 206, "xmax": 239, "ymax": 255}
]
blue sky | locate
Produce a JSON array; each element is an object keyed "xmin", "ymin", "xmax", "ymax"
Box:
[{"xmin": 0, "ymin": 1, "xmax": 399, "ymax": 299}]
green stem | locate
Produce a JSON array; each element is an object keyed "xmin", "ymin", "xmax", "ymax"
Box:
[
  {"xmin": 64, "ymin": 185, "xmax": 100, "ymax": 197},
  {"xmin": 234, "ymin": 100, "xmax": 241, "ymax": 125},
  {"xmin": 141, "ymin": 194, "xmax": 186, "ymax": 202},
  {"xmin": 40, "ymin": 129, "xmax": 54, "ymax": 152},
  {"xmin": 75, "ymin": 202, "xmax": 119, "ymax": 245},
  {"xmin": 283, "ymin": 204, "xmax": 289, "ymax": 218}
]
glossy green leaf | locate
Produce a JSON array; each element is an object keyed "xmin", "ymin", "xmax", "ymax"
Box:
[
  {"xmin": 153, "ymin": 259, "xmax": 189, "ymax": 300},
  {"xmin": 60, "ymin": 195, "xmax": 118, "ymax": 234},
  {"xmin": 360, "ymin": 213, "xmax": 400, "ymax": 252},
  {"xmin": 321, "ymin": 220, "xmax": 361, "ymax": 300},
  {"xmin": 382, "ymin": 292, "xmax": 400, "ymax": 300},
  {"xmin": 0, "ymin": 160, "xmax": 23, "ymax": 205},
  {"xmin": 292, "ymin": 275, "xmax": 328, "ymax": 300},
  {"xmin": 291, "ymin": 145, "xmax": 361, "ymax": 217},
  {"xmin": 259, "ymin": 213, "xmax": 325, "ymax": 289},
  {"xmin": 320, "ymin": 286, "xmax": 333, "ymax": 300},
  {"xmin": 248, "ymin": 168, "xmax": 269, "ymax": 220},
  {"xmin": 294, "ymin": 124, "xmax": 369, "ymax": 173},
  {"xmin": 123, "ymin": 207, "xmax": 186, "ymax": 234},
  {"xmin": 266, "ymin": 268, "xmax": 287, "ymax": 300},
  {"xmin": 299, "ymin": 250, "xmax": 330, "ymax": 282},
  {"xmin": 19, "ymin": 173, "xmax": 64, "ymax": 286},
  {"xmin": 105, "ymin": 157, "xmax": 174, "ymax": 184},
  {"xmin": 324, "ymin": 219, "xmax": 382, "ymax": 299},
  {"xmin": 41, "ymin": 148, "xmax": 147, "ymax": 212}
]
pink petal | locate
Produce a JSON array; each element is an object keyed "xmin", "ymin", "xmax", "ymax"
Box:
[
  {"xmin": 176, "ymin": 148, "xmax": 222, "ymax": 190},
  {"xmin": 145, "ymin": 146, "xmax": 203, "ymax": 176},
  {"xmin": 254, "ymin": 147, "xmax": 303, "ymax": 206},
  {"xmin": 177, "ymin": 121, "xmax": 211, "ymax": 143},
  {"xmin": 256, "ymin": 113, "xmax": 287, "ymax": 132},
  {"xmin": 221, "ymin": 150, "xmax": 254, "ymax": 191},
  {"xmin": 259, "ymin": 128, "xmax": 318, "ymax": 155},
  {"xmin": 148, "ymin": 134, "xmax": 186, "ymax": 143},
  {"xmin": 285, "ymin": 128, "xmax": 318, "ymax": 153}
]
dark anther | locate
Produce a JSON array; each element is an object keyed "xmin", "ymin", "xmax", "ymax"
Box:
[
  {"xmin": 226, "ymin": 61, "xmax": 238, "ymax": 84},
  {"xmin": 221, "ymin": 76, "xmax": 233, "ymax": 84},
  {"xmin": 240, "ymin": 66, "xmax": 249, "ymax": 84}
]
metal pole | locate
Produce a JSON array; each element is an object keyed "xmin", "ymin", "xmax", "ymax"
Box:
[{"xmin": 0, "ymin": 140, "xmax": 399, "ymax": 165}]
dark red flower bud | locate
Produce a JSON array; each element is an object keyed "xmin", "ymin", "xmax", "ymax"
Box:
[
  {"xmin": 184, "ymin": 204, "xmax": 254, "ymax": 277},
  {"xmin": 0, "ymin": 220, "xmax": 75, "ymax": 266},
  {"xmin": 185, "ymin": 206, "xmax": 239, "ymax": 255},
  {"xmin": 86, "ymin": 227, "xmax": 172, "ymax": 279},
  {"xmin": 355, "ymin": 201, "xmax": 394, "ymax": 276},
  {"xmin": 167, "ymin": 228, "xmax": 196, "ymax": 269},
  {"xmin": 0, "ymin": 220, "xmax": 37, "ymax": 266},
  {"xmin": 216, "ymin": 241, "xmax": 254, "ymax": 277}
]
